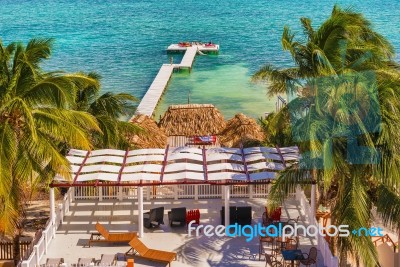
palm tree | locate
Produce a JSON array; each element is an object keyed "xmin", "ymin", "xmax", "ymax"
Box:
[
  {"xmin": 74, "ymin": 72, "xmax": 142, "ymax": 149},
  {"xmin": 253, "ymin": 6, "xmax": 400, "ymax": 266},
  {"xmin": 0, "ymin": 38, "xmax": 100, "ymax": 264}
]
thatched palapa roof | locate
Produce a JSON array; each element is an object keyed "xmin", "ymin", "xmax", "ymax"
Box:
[
  {"xmin": 159, "ymin": 104, "xmax": 226, "ymax": 136},
  {"xmin": 129, "ymin": 115, "xmax": 167, "ymax": 148},
  {"xmin": 220, "ymin": 113, "xmax": 265, "ymax": 147}
]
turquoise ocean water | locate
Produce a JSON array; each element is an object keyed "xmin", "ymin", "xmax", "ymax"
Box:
[{"xmin": 1, "ymin": 0, "xmax": 399, "ymax": 119}]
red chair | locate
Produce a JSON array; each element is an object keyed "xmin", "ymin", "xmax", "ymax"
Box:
[
  {"xmin": 186, "ymin": 209, "xmax": 200, "ymax": 225},
  {"xmin": 270, "ymin": 207, "xmax": 282, "ymax": 222}
]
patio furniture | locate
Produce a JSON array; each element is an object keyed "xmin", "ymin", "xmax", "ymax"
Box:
[
  {"xmin": 77, "ymin": 258, "xmax": 95, "ymax": 266},
  {"xmin": 262, "ymin": 212, "xmax": 273, "ymax": 226},
  {"xmin": 236, "ymin": 206, "xmax": 252, "ymax": 225},
  {"xmin": 45, "ymin": 258, "xmax": 64, "ymax": 267},
  {"xmin": 220, "ymin": 206, "xmax": 237, "ymax": 225},
  {"xmin": 270, "ymin": 207, "xmax": 282, "ymax": 222},
  {"xmin": 281, "ymin": 249, "xmax": 304, "ymax": 267},
  {"xmin": 299, "ymin": 247, "xmax": 317, "ymax": 267},
  {"xmin": 168, "ymin": 207, "xmax": 187, "ymax": 227},
  {"xmin": 259, "ymin": 235, "xmax": 275, "ymax": 260},
  {"xmin": 286, "ymin": 216, "xmax": 300, "ymax": 226},
  {"xmin": 144, "ymin": 207, "xmax": 165, "ymax": 228},
  {"xmin": 220, "ymin": 206, "xmax": 252, "ymax": 225},
  {"xmin": 283, "ymin": 237, "xmax": 299, "ymax": 250},
  {"xmin": 88, "ymin": 222, "xmax": 137, "ymax": 247},
  {"xmin": 265, "ymin": 253, "xmax": 282, "ymax": 267},
  {"xmin": 126, "ymin": 237, "xmax": 177, "ymax": 267},
  {"xmin": 98, "ymin": 254, "xmax": 116, "ymax": 266},
  {"xmin": 186, "ymin": 209, "xmax": 200, "ymax": 225}
]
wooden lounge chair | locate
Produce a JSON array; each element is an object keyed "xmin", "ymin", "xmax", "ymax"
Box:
[
  {"xmin": 98, "ymin": 254, "xmax": 116, "ymax": 266},
  {"xmin": 45, "ymin": 258, "xmax": 64, "ymax": 267},
  {"xmin": 77, "ymin": 258, "xmax": 95, "ymax": 267},
  {"xmin": 88, "ymin": 222, "xmax": 137, "ymax": 247},
  {"xmin": 126, "ymin": 237, "xmax": 177, "ymax": 267}
]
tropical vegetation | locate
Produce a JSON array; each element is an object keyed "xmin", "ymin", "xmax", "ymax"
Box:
[
  {"xmin": 254, "ymin": 5, "xmax": 400, "ymax": 266},
  {"xmin": 0, "ymin": 38, "xmax": 139, "ymax": 263}
]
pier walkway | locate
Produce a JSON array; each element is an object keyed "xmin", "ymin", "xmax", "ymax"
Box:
[{"xmin": 133, "ymin": 44, "xmax": 219, "ymax": 118}]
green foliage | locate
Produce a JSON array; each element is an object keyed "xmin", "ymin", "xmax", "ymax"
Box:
[
  {"xmin": 0, "ymin": 38, "xmax": 101, "ymax": 236},
  {"xmin": 74, "ymin": 72, "xmax": 142, "ymax": 149},
  {"xmin": 254, "ymin": 5, "xmax": 400, "ymax": 266}
]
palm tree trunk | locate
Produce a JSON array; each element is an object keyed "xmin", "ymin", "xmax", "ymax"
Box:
[{"xmin": 12, "ymin": 233, "xmax": 21, "ymax": 266}]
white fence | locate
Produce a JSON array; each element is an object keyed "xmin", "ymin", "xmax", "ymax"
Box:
[
  {"xmin": 21, "ymin": 189, "xmax": 74, "ymax": 267},
  {"xmin": 73, "ymin": 182, "xmax": 270, "ymax": 201},
  {"xmin": 296, "ymin": 187, "xmax": 339, "ymax": 267}
]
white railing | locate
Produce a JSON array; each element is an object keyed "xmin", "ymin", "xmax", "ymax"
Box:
[
  {"xmin": 21, "ymin": 188, "xmax": 73, "ymax": 267},
  {"xmin": 295, "ymin": 186, "xmax": 338, "ymax": 267},
  {"xmin": 73, "ymin": 183, "xmax": 270, "ymax": 200}
]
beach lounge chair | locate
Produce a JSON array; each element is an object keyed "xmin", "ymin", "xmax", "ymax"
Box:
[
  {"xmin": 168, "ymin": 207, "xmax": 186, "ymax": 227},
  {"xmin": 77, "ymin": 258, "xmax": 95, "ymax": 266},
  {"xmin": 236, "ymin": 206, "xmax": 252, "ymax": 226},
  {"xmin": 88, "ymin": 222, "xmax": 137, "ymax": 247},
  {"xmin": 45, "ymin": 258, "xmax": 64, "ymax": 267},
  {"xmin": 98, "ymin": 254, "xmax": 116, "ymax": 266},
  {"xmin": 126, "ymin": 237, "xmax": 177, "ymax": 267},
  {"xmin": 143, "ymin": 207, "xmax": 164, "ymax": 228}
]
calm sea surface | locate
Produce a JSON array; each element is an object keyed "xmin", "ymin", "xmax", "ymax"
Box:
[{"xmin": 1, "ymin": 0, "xmax": 399, "ymax": 119}]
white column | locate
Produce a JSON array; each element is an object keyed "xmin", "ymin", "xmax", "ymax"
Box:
[
  {"xmin": 35, "ymin": 245, "xmax": 40, "ymax": 266},
  {"xmin": 224, "ymin": 185, "xmax": 230, "ymax": 228},
  {"xmin": 397, "ymin": 230, "xmax": 400, "ymax": 266},
  {"xmin": 194, "ymin": 185, "xmax": 198, "ymax": 200},
  {"xmin": 311, "ymin": 183, "xmax": 316, "ymax": 224},
  {"xmin": 98, "ymin": 187, "xmax": 103, "ymax": 201},
  {"xmin": 118, "ymin": 186, "xmax": 123, "ymax": 201},
  {"xmin": 138, "ymin": 187, "xmax": 144, "ymax": 238},
  {"xmin": 249, "ymin": 184, "xmax": 254, "ymax": 199},
  {"xmin": 49, "ymin": 188, "xmax": 56, "ymax": 225},
  {"xmin": 174, "ymin": 185, "xmax": 178, "ymax": 200},
  {"xmin": 146, "ymin": 186, "xmax": 151, "ymax": 200}
]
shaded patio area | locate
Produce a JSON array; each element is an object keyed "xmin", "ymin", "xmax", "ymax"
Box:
[{"xmin": 41, "ymin": 197, "xmax": 323, "ymax": 267}]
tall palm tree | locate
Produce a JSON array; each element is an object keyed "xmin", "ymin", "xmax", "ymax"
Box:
[
  {"xmin": 253, "ymin": 6, "xmax": 400, "ymax": 266},
  {"xmin": 74, "ymin": 72, "xmax": 142, "ymax": 149},
  {"xmin": 0, "ymin": 38, "xmax": 100, "ymax": 263}
]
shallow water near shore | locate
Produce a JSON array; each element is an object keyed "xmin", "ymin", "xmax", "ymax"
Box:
[{"xmin": 1, "ymin": 0, "xmax": 399, "ymax": 118}]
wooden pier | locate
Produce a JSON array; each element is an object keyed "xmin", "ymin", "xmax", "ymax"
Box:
[{"xmin": 133, "ymin": 44, "xmax": 219, "ymax": 118}]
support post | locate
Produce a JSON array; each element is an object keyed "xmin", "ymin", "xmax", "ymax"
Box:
[
  {"xmin": 99, "ymin": 187, "xmax": 103, "ymax": 201},
  {"xmin": 49, "ymin": 188, "xmax": 56, "ymax": 225},
  {"xmin": 138, "ymin": 187, "xmax": 144, "ymax": 238},
  {"xmin": 311, "ymin": 182, "xmax": 316, "ymax": 224},
  {"xmin": 118, "ymin": 186, "xmax": 123, "ymax": 201},
  {"xmin": 174, "ymin": 185, "xmax": 178, "ymax": 200},
  {"xmin": 224, "ymin": 185, "xmax": 230, "ymax": 228},
  {"xmin": 249, "ymin": 184, "xmax": 254, "ymax": 199},
  {"xmin": 146, "ymin": 185, "xmax": 151, "ymax": 200},
  {"xmin": 194, "ymin": 185, "xmax": 198, "ymax": 200},
  {"xmin": 35, "ymin": 246, "xmax": 40, "ymax": 267},
  {"xmin": 397, "ymin": 230, "xmax": 400, "ymax": 265}
]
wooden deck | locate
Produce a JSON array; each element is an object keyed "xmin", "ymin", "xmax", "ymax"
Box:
[
  {"xmin": 132, "ymin": 44, "xmax": 219, "ymax": 118},
  {"xmin": 135, "ymin": 64, "xmax": 174, "ymax": 117}
]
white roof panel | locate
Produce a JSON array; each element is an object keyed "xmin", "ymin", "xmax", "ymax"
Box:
[
  {"xmin": 164, "ymin": 162, "xmax": 203, "ymax": 173},
  {"xmin": 125, "ymin": 155, "xmax": 165, "ymax": 163},
  {"xmin": 85, "ymin": 156, "xmax": 124, "ymax": 164},
  {"xmin": 247, "ymin": 161, "xmax": 284, "ymax": 171},
  {"xmin": 90, "ymin": 149, "xmax": 126, "ymax": 156},
  {"xmin": 249, "ymin": 172, "xmax": 276, "ymax": 180},
  {"xmin": 68, "ymin": 149, "xmax": 89, "ymax": 156}
]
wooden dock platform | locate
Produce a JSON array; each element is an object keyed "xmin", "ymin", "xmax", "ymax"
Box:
[
  {"xmin": 135, "ymin": 64, "xmax": 174, "ymax": 117},
  {"xmin": 133, "ymin": 43, "xmax": 219, "ymax": 118}
]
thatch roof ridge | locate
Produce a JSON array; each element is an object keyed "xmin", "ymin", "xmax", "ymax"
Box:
[
  {"xmin": 220, "ymin": 113, "xmax": 265, "ymax": 147},
  {"xmin": 128, "ymin": 114, "xmax": 167, "ymax": 148},
  {"xmin": 159, "ymin": 104, "xmax": 226, "ymax": 136}
]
